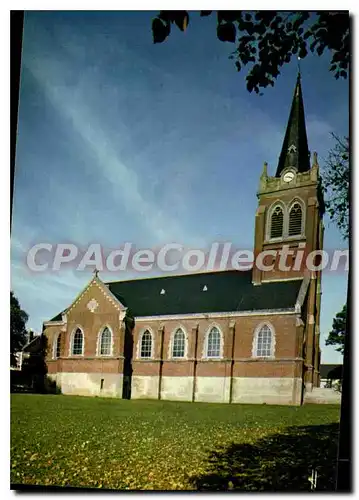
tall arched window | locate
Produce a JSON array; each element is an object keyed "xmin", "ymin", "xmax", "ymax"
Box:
[
  {"xmin": 54, "ymin": 333, "xmax": 62, "ymax": 359},
  {"xmin": 206, "ymin": 326, "xmax": 221, "ymax": 358},
  {"xmin": 71, "ymin": 328, "xmax": 84, "ymax": 356},
  {"xmin": 140, "ymin": 330, "xmax": 152, "ymax": 358},
  {"xmin": 172, "ymin": 328, "xmax": 185, "ymax": 358},
  {"xmin": 288, "ymin": 202, "xmax": 303, "ymax": 236},
  {"xmin": 270, "ymin": 205, "xmax": 284, "ymax": 239},
  {"xmin": 254, "ymin": 324, "xmax": 274, "ymax": 358},
  {"xmin": 99, "ymin": 327, "xmax": 112, "ymax": 356}
]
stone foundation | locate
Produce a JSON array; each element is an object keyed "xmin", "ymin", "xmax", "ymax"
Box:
[
  {"xmin": 194, "ymin": 376, "xmax": 231, "ymax": 403},
  {"xmin": 160, "ymin": 376, "xmax": 194, "ymax": 401},
  {"xmin": 131, "ymin": 375, "xmax": 160, "ymax": 399},
  {"xmin": 50, "ymin": 372, "xmax": 123, "ymax": 397},
  {"xmin": 48, "ymin": 372, "xmax": 306, "ymax": 405},
  {"xmin": 304, "ymin": 387, "xmax": 342, "ymax": 404},
  {"xmin": 231, "ymin": 377, "xmax": 302, "ymax": 405}
]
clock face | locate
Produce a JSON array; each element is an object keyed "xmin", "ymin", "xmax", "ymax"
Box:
[{"xmin": 283, "ymin": 171, "xmax": 295, "ymax": 183}]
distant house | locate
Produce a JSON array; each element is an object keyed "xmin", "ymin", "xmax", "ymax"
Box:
[
  {"xmin": 11, "ymin": 331, "xmax": 36, "ymax": 370},
  {"xmin": 10, "ymin": 333, "xmax": 48, "ymax": 392},
  {"xmin": 320, "ymin": 364, "xmax": 343, "ymax": 390}
]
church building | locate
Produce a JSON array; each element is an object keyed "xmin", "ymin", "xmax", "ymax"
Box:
[{"xmin": 43, "ymin": 74, "xmax": 325, "ymax": 405}]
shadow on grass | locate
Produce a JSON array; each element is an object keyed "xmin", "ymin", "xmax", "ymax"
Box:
[{"xmin": 190, "ymin": 423, "xmax": 339, "ymax": 492}]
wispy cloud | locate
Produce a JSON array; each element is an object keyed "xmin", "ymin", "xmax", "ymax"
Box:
[{"xmin": 22, "ymin": 49, "xmax": 201, "ymax": 247}]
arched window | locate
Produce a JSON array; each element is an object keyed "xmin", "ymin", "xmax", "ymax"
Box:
[
  {"xmin": 99, "ymin": 327, "xmax": 112, "ymax": 356},
  {"xmin": 288, "ymin": 202, "xmax": 303, "ymax": 236},
  {"xmin": 71, "ymin": 328, "xmax": 84, "ymax": 356},
  {"xmin": 53, "ymin": 333, "xmax": 61, "ymax": 359},
  {"xmin": 270, "ymin": 205, "xmax": 284, "ymax": 239},
  {"xmin": 254, "ymin": 324, "xmax": 274, "ymax": 358},
  {"xmin": 206, "ymin": 326, "xmax": 221, "ymax": 358},
  {"xmin": 172, "ymin": 328, "xmax": 185, "ymax": 358},
  {"xmin": 140, "ymin": 330, "xmax": 152, "ymax": 358}
]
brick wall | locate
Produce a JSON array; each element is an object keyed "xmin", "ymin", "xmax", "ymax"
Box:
[
  {"xmin": 44, "ymin": 278, "xmax": 125, "ymax": 376},
  {"xmin": 43, "ymin": 278, "xmax": 304, "ymax": 404},
  {"xmin": 45, "ymin": 306, "xmax": 301, "ymax": 375}
]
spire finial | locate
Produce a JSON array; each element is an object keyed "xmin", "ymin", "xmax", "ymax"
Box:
[
  {"xmin": 311, "ymin": 152, "xmax": 319, "ymax": 181},
  {"xmin": 93, "ymin": 268, "xmax": 99, "ymax": 278},
  {"xmin": 295, "ymin": 58, "xmax": 302, "ymax": 97},
  {"xmin": 313, "ymin": 151, "xmax": 318, "ymax": 167},
  {"xmin": 262, "ymin": 161, "xmax": 268, "ymax": 176},
  {"xmin": 259, "ymin": 161, "xmax": 268, "ymax": 189}
]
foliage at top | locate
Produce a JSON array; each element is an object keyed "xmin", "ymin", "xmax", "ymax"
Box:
[
  {"xmin": 152, "ymin": 11, "xmax": 349, "ymax": 93},
  {"xmin": 322, "ymin": 135, "xmax": 349, "ymax": 240}
]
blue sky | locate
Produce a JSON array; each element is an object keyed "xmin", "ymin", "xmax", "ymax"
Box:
[{"xmin": 11, "ymin": 11, "xmax": 348, "ymax": 363}]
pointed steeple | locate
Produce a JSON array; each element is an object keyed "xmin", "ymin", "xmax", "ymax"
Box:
[{"xmin": 276, "ymin": 72, "xmax": 310, "ymax": 177}]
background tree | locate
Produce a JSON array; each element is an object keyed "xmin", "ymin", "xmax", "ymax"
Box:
[
  {"xmin": 152, "ymin": 11, "xmax": 349, "ymax": 93},
  {"xmin": 11, "ymin": 291, "xmax": 28, "ymax": 366},
  {"xmin": 325, "ymin": 304, "xmax": 347, "ymax": 355},
  {"xmin": 321, "ymin": 135, "xmax": 349, "ymax": 240},
  {"xmin": 21, "ymin": 335, "xmax": 49, "ymax": 393}
]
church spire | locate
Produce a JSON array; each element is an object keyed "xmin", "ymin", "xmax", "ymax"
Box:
[{"xmin": 275, "ymin": 72, "xmax": 310, "ymax": 177}]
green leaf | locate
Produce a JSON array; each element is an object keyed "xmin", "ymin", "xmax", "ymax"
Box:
[
  {"xmin": 173, "ymin": 11, "xmax": 189, "ymax": 32},
  {"xmin": 152, "ymin": 17, "xmax": 170, "ymax": 44},
  {"xmin": 217, "ymin": 22, "xmax": 236, "ymax": 43}
]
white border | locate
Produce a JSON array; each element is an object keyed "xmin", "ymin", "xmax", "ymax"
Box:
[
  {"xmin": 168, "ymin": 325, "xmax": 188, "ymax": 360},
  {"xmin": 288, "ymin": 196, "xmax": 306, "ymax": 238},
  {"xmin": 266, "ymin": 199, "xmax": 286, "ymax": 242},
  {"xmin": 52, "ymin": 331, "xmax": 62, "ymax": 360},
  {"xmin": 96, "ymin": 325, "xmax": 114, "ymax": 357},
  {"xmin": 137, "ymin": 327, "xmax": 154, "ymax": 360},
  {"xmin": 135, "ymin": 308, "xmax": 296, "ymax": 322},
  {"xmin": 252, "ymin": 321, "xmax": 276, "ymax": 359},
  {"xmin": 68, "ymin": 325, "xmax": 85, "ymax": 357},
  {"xmin": 202, "ymin": 323, "xmax": 224, "ymax": 359}
]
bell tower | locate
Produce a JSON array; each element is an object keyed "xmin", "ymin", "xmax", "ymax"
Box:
[
  {"xmin": 253, "ymin": 73, "xmax": 325, "ymax": 284},
  {"xmin": 252, "ymin": 73, "xmax": 325, "ymax": 390}
]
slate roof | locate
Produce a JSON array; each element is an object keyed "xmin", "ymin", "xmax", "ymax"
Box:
[
  {"xmin": 22, "ymin": 335, "xmax": 43, "ymax": 353},
  {"xmin": 276, "ymin": 73, "xmax": 311, "ymax": 177},
  {"xmin": 49, "ymin": 311, "xmax": 64, "ymax": 322},
  {"xmin": 105, "ymin": 270, "xmax": 302, "ymax": 317},
  {"xmin": 320, "ymin": 364, "xmax": 343, "ymax": 380},
  {"xmin": 45, "ymin": 271, "xmax": 303, "ymax": 322}
]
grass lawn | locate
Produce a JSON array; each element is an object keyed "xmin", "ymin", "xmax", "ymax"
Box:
[{"xmin": 11, "ymin": 394, "xmax": 340, "ymax": 491}]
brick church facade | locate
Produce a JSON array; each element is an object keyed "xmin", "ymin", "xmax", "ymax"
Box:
[{"xmin": 43, "ymin": 74, "xmax": 325, "ymax": 405}]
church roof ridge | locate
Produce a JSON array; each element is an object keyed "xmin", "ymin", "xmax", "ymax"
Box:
[{"xmin": 104, "ymin": 268, "xmax": 250, "ymax": 286}]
